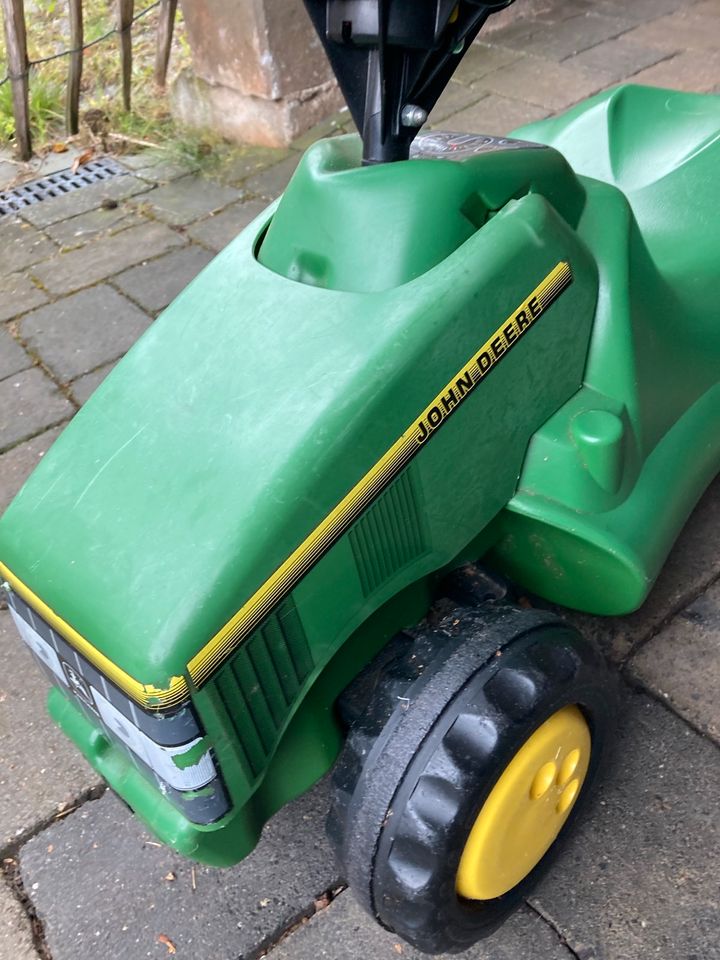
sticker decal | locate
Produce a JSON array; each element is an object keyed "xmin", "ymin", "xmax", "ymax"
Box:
[{"xmin": 410, "ymin": 131, "xmax": 547, "ymax": 160}]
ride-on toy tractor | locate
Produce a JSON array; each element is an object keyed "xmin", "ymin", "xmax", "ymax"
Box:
[{"xmin": 2, "ymin": 0, "xmax": 719, "ymax": 952}]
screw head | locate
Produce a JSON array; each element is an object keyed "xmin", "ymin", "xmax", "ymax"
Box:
[{"xmin": 401, "ymin": 104, "xmax": 428, "ymax": 128}]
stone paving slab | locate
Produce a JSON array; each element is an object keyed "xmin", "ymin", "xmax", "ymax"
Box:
[
  {"xmin": 494, "ymin": 12, "xmax": 634, "ymax": 61},
  {"xmin": 478, "ymin": 54, "xmax": 602, "ymax": 111},
  {"xmin": 0, "ymin": 368, "xmax": 73, "ymax": 454},
  {"xmin": 0, "ymin": 610, "xmax": 102, "ymax": 852},
  {"xmin": 30, "ymin": 220, "xmax": 186, "ymax": 297},
  {"xmin": 20, "ymin": 783, "xmax": 341, "ymax": 960},
  {"xmin": 0, "ymin": 327, "xmax": 31, "ymax": 382},
  {"xmin": 19, "ymin": 175, "xmax": 153, "ymax": 230},
  {"xmin": 19, "ymin": 286, "xmax": 151, "ymax": 383},
  {"xmin": 565, "ymin": 34, "xmax": 670, "ymax": 85},
  {"xmin": 113, "ymin": 245, "xmax": 214, "ymax": 315},
  {"xmin": 186, "ymin": 201, "xmax": 268, "ymax": 252},
  {"xmin": 565, "ymin": 476, "xmax": 720, "ymax": 664},
  {"xmin": 431, "ymin": 81, "xmax": 487, "ymax": 125},
  {"xmin": 0, "ymin": 220, "xmax": 57, "ymax": 278},
  {"xmin": 630, "ymin": 580, "xmax": 720, "ymax": 744},
  {"xmin": 212, "ymin": 147, "xmax": 294, "ymax": 187},
  {"xmin": 0, "ymin": 880, "xmax": 38, "ymax": 960},
  {"xmin": 442, "ymin": 94, "xmax": 550, "ymax": 137},
  {"xmin": 0, "ymin": 426, "xmax": 63, "ymax": 516},
  {"xmin": 529, "ymin": 688, "xmax": 719, "ymax": 960},
  {"xmin": 266, "ymin": 897, "xmax": 572, "ymax": 960},
  {"xmin": 451, "ymin": 43, "xmax": 520, "ymax": 85},
  {"xmin": 627, "ymin": 48, "xmax": 720, "ymax": 94},
  {"xmin": 45, "ymin": 205, "xmax": 144, "ymax": 251},
  {"xmin": 135, "ymin": 176, "xmax": 241, "ymax": 227},
  {"xmin": 0, "ymin": 273, "xmax": 48, "ymax": 324},
  {"xmin": 243, "ymin": 155, "xmax": 303, "ymax": 201},
  {"xmin": 623, "ymin": 10, "xmax": 720, "ymax": 52},
  {"xmin": 68, "ymin": 362, "xmax": 118, "ymax": 407}
]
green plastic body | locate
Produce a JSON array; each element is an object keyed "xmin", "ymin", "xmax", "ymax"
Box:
[{"xmin": 1, "ymin": 85, "xmax": 718, "ymax": 865}]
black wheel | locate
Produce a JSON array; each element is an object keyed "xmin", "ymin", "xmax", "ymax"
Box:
[{"xmin": 327, "ymin": 598, "xmax": 617, "ymax": 954}]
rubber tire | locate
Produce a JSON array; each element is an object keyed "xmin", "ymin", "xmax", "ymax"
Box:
[{"xmin": 327, "ymin": 601, "xmax": 617, "ymax": 955}]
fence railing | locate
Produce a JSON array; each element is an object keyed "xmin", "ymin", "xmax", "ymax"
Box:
[{"xmin": 0, "ymin": 0, "xmax": 178, "ymax": 161}]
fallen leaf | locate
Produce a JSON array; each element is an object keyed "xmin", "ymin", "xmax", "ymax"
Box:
[
  {"xmin": 47, "ymin": 845, "xmax": 54, "ymax": 854},
  {"xmin": 71, "ymin": 149, "xmax": 95, "ymax": 173},
  {"xmin": 259, "ymin": 898, "xmax": 271, "ymax": 907},
  {"xmin": 51, "ymin": 142, "xmax": 68, "ymax": 153},
  {"xmin": 314, "ymin": 893, "xmax": 330, "ymax": 911},
  {"xmin": 157, "ymin": 934, "xmax": 176, "ymax": 955},
  {"xmin": 394, "ymin": 945, "xmax": 404, "ymax": 955},
  {"xmin": 164, "ymin": 872, "xmax": 176, "ymax": 882}
]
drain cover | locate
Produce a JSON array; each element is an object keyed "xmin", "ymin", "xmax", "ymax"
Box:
[{"xmin": 0, "ymin": 156, "xmax": 128, "ymax": 217}]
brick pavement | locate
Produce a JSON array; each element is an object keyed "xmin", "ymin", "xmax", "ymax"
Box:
[{"xmin": 0, "ymin": 1, "xmax": 718, "ymax": 957}]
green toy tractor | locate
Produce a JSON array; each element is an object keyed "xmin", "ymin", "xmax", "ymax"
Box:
[{"xmin": 2, "ymin": 0, "xmax": 719, "ymax": 952}]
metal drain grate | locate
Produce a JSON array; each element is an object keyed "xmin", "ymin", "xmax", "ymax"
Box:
[{"xmin": 0, "ymin": 157, "xmax": 128, "ymax": 217}]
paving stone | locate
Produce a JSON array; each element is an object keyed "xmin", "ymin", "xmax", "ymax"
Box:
[
  {"xmin": 630, "ymin": 580, "xmax": 720, "ymax": 744},
  {"xmin": 113, "ymin": 245, "xmax": 214, "ymax": 315},
  {"xmin": 454, "ymin": 43, "xmax": 522, "ymax": 84},
  {"xmin": 500, "ymin": 12, "xmax": 634, "ymax": 62},
  {"xmin": 0, "ymin": 426, "xmax": 63, "ymax": 516},
  {"xmin": 431, "ymin": 80, "xmax": 488, "ymax": 124},
  {"xmin": 126, "ymin": 154, "xmax": 201, "ymax": 184},
  {"xmin": 478, "ymin": 54, "xmax": 603, "ymax": 111},
  {"xmin": 291, "ymin": 109, "xmax": 353, "ymax": 151},
  {"xmin": 0, "ymin": 327, "xmax": 31, "ymax": 381},
  {"xmin": 623, "ymin": 11, "xmax": 720, "ymax": 52},
  {"xmin": 596, "ymin": 0, "xmax": 695, "ymax": 24},
  {"xmin": 19, "ymin": 175, "xmax": 153, "ymax": 229},
  {"xmin": 0, "ymin": 159, "xmax": 18, "ymax": 188},
  {"xmin": 30, "ymin": 221, "xmax": 185, "ymax": 297},
  {"xmin": 691, "ymin": 0, "xmax": 720, "ymax": 17},
  {"xmin": 214, "ymin": 146, "xmax": 294, "ymax": 186},
  {"xmin": 565, "ymin": 34, "xmax": 671, "ymax": 84},
  {"xmin": 0, "ymin": 880, "xmax": 39, "ymax": 960},
  {"xmin": 0, "ymin": 273, "xmax": 47, "ymax": 323},
  {"xmin": 186, "ymin": 200, "xmax": 268, "ymax": 252},
  {"xmin": 267, "ymin": 895, "xmax": 571, "ymax": 960},
  {"xmin": 0, "ymin": 609, "xmax": 102, "ymax": 851},
  {"xmin": 0, "ymin": 219, "xmax": 57, "ymax": 277},
  {"xmin": 18, "ymin": 286, "xmax": 151, "ymax": 383},
  {"xmin": 244, "ymin": 154, "xmax": 303, "ymax": 201},
  {"xmin": 137, "ymin": 175, "xmax": 241, "ymax": 227},
  {"xmin": 565, "ymin": 476, "xmax": 720, "ymax": 664},
  {"xmin": 530, "ymin": 688, "xmax": 720, "ymax": 960},
  {"xmin": 627, "ymin": 49, "xmax": 720, "ymax": 94},
  {"xmin": 45, "ymin": 205, "xmax": 144, "ymax": 250},
  {"xmin": 69, "ymin": 362, "xmax": 118, "ymax": 406},
  {"xmin": 442, "ymin": 94, "xmax": 550, "ymax": 137},
  {"xmin": 0, "ymin": 368, "xmax": 73, "ymax": 453},
  {"xmin": 20, "ymin": 783, "xmax": 341, "ymax": 960}
]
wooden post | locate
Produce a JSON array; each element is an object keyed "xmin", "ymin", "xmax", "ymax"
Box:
[
  {"xmin": 66, "ymin": 0, "xmax": 83, "ymax": 135},
  {"xmin": 118, "ymin": 0, "xmax": 134, "ymax": 111},
  {"xmin": 0, "ymin": 0, "xmax": 31, "ymax": 160},
  {"xmin": 154, "ymin": 0, "xmax": 177, "ymax": 89}
]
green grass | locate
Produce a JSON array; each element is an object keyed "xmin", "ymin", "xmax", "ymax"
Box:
[{"xmin": 0, "ymin": 0, "xmax": 193, "ymax": 156}]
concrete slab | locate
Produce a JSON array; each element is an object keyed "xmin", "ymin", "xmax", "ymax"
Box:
[
  {"xmin": 440, "ymin": 94, "xmax": 549, "ymax": 137},
  {"xmin": 626, "ymin": 48, "xmax": 720, "ymax": 93},
  {"xmin": 137, "ymin": 176, "xmax": 241, "ymax": 227},
  {"xmin": 186, "ymin": 201, "xmax": 268, "ymax": 252},
  {"xmin": 113, "ymin": 245, "xmax": 214, "ymax": 315},
  {"xmin": 265, "ymin": 896, "xmax": 572, "ymax": 960},
  {"xmin": 623, "ymin": 10, "xmax": 720, "ymax": 53},
  {"xmin": 243, "ymin": 154, "xmax": 303, "ymax": 201},
  {"xmin": 30, "ymin": 221, "xmax": 186, "ymax": 297},
  {"xmin": 0, "ymin": 327, "xmax": 32, "ymax": 382},
  {"xmin": 0, "ymin": 880, "xmax": 39, "ymax": 960},
  {"xmin": 45, "ymin": 206, "xmax": 144, "ymax": 251},
  {"xmin": 431, "ymin": 81, "xmax": 488, "ymax": 125},
  {"xmin": 20, "ymin": 784, "xmax": 341, "ymax": 960},
  {"xmin": 0, "ymin": 610, "xmax": 102, "ymax": 852},
  {"xmin": 477, "ymin": 53, "xmax": 603, "ymax": 111},
  {"xmin": 564, "ymin": 35, "xmax": 670, "ymax": 84},
  {"xmin": 69, "ymin": 362, "xmax": 118, "ymax": 407},
  {"xmin": 630, "ymin": 580, "xmax": 720, "ymax": 744},
  {"xmin": 0, "ymin": 426, "xmax": 63, "ymax": 516},
  {"xmin": 0, "ymin": 273, "xmax": 47, "ymax": 324},
  {"xmin": 19, "ymin": 287, "xmax": 151, "ymax": 383},
  {"xmin": 0, "ymin": 369, "xmax": 73, "ymax": 454},
  {"xmin": 0, "ymin": 219, "xmax": 57, "ymax": 277},
  {"xmin": 454, "ymin": 43, "xmax": 521, "ymax": 85},
  {"xmin": 530, "ymin": 688, "xmax": 720, "ymax": 960}
]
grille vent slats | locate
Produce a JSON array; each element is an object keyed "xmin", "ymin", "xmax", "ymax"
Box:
[
  {"xmin": 350, "ymin": 469, "xmax": 427, "ymax": 596},
  {"xmin": 0, "ymin": 158, "xmax": 127, "ymax": 217},
  {"xmin": 210, "ymin": 595, "xmax": 314, "ymax": 778}
]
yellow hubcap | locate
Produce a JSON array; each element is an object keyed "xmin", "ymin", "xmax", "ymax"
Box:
[{"xmin": 456, "ymin": 705, "xmax": 591, "ymax": 901}]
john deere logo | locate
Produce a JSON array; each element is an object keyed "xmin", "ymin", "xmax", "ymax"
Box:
[{"xmin": 61, "ymin": 660, "xmax": 96, "ymax": 711}]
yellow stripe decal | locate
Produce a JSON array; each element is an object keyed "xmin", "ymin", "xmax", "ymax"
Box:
[{"xmin": 1, "ymin": 261, "xmax": 572, "ymax": 709}]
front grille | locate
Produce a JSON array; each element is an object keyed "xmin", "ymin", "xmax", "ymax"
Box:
[
  {"xmin": 5, "ymin": 586, "xmax": 230, "ymax": 824},
  {"xmin": 212, "ymin": 596, "xmax": 314, "ymax": 777}
]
